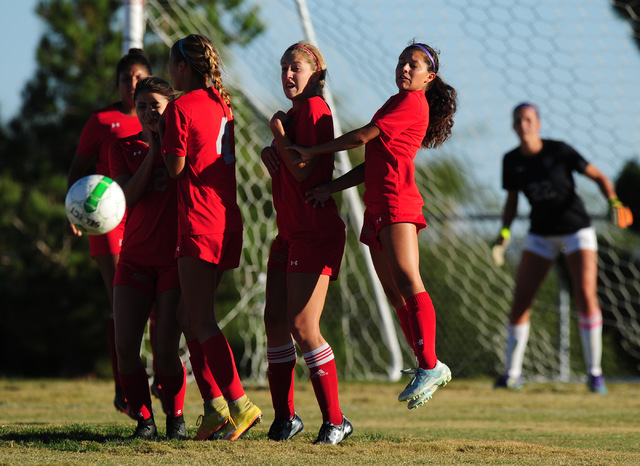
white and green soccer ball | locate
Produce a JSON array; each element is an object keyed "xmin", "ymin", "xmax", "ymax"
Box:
[{"xmin": 65, "ymin": 175, "xmax": 126, "ymax": 235}]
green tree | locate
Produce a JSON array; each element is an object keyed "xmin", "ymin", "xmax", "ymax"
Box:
[{"xmin": 0, "ymin": 0, "xmax": 263, "ymax": 377}]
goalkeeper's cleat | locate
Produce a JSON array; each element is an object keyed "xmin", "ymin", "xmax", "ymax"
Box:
[
  {"xmin": 313, "ymin": 415, "xmax": 353, "ymax": 445},
  {"xmin": 150, "ymin": 376, "xmax": 166, "ymax": 415},
  {"xmin": 114, "ymin": 388, "xmax": 137, "ymax": 420},
  {"xmin": 194, "ymin": 398, "xmax": 230, "ymax": 441},
  {"xmin": 221, "ymin": 395, "xmax": 262, "ymax": 441},
  {"xmin": 398, "ymin": 360, "xmax": 452, "ymax": 402},
  {"xmin": 608, "ymin": 198, "xmax": 633, "ymax": 229},
  {"xmin": 268, "ymin": 413, "xmax": 304, "ymax": 441},
  {"xmin": 127, "ymin": 416, "xmax": 157, "ymax": 440},
  {"xmin": 493, "ymin": 374, "xmax": 523, "ymax": 390},
  {"xmin": 587, "ymin": 374, "xmax": 608, "ymax": 395},
  {"xmin": 166, "ymin": 414, "xmax": 186, "ymax": 440}
]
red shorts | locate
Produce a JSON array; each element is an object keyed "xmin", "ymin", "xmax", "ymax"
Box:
[
  {"xmin": 176, "ymin": 231, "xmax": 242, "ymax": 271},
  {"xmin": 89, "ymin": 220, "xmax": 125, "ymax": 257},
  {"xmin": 360, "ymin": 209, "xmax": 426, "ymax": 250},
  {"xmin": 113, "ymin": 258, "xmax": 180, "ymax": 297},
  {"xmin": 267, "ymin": 232, "xmax": 345, "ymax": 280}
]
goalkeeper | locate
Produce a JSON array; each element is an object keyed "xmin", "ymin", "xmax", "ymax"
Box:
[{"xmin": 493, "ymin": 102, "xmax": 632, "ymax": 394}]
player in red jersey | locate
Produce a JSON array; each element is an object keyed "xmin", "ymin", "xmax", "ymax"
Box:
[
  {"xmin": 109, "ymin": 76, "xmax": 187, "ymax": 439},
  {"xmin": 260, "ymin": 42, "xmax": 351, "ymax": 445},
  {"xmin": 492, "ymin": 103, "xmax": 631, "ymax": 394},
  {"xmin": 65, "ymin": 49, "xmax": 152, "ymax": 417},
  {"xmin": 290, "ymin": 41, "xmax": 458, "ymax": 410},
  {"xmin": 162, "ymin": 33, "xmax": 262, "ymax": 441}
]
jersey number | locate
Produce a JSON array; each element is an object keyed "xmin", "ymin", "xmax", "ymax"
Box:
[{"xmin": 217, "ymin": 117, "xmax": 235, "ymax": 165}]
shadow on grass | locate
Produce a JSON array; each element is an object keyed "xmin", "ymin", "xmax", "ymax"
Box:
[{"xmin": 0, "ymin": 424, "xmax": 125, "ymax": 445}]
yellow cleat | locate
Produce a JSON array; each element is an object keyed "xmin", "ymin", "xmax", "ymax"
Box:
[
  {"xmin": 221, "ymin": 395, "xmax": 262, "ymax": 441},
  {"xmin": 194, "ymin": 397, "xmax": 230, "ymax": 441}
]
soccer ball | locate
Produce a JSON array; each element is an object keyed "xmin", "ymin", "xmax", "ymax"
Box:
[{"xmin": 65, "ymin": 175, "xmax": 126, "ymax": 235}]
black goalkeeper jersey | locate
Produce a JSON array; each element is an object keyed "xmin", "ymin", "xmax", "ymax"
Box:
[{"xmin": 502, "ymin": 139, "xmax": 591, "ymax": 235}]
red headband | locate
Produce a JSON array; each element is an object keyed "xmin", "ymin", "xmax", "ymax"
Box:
[{"xmin": 295, "ymin": 44, "xmax": 321, "ymax": 70}]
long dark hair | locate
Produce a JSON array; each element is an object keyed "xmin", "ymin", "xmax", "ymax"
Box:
[
  {"xmin": 405, "ymin": 41, "xmax": 457, "ymax": 149},
  {"xmin": 133, "ymin": 76, "xmax": 176, "ymax": 103}
]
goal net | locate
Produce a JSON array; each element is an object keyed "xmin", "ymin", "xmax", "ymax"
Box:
[{"xmin": 139, "ymin": 0, "xmax": 640, "ymax": 383}]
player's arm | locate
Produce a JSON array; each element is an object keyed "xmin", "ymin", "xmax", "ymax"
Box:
[
  {"xmin": 306, "ymin": 163, "xmax": 366, "ymax": 207},
  {"xmin": 270, "ymin": 111, "xmax": 321, "ymax": 182},
  {"xmin": 583, "ymin": 163, "xmax": 617, "ymax": 201},
  {"xmin": 163, "ymin": 152, "xmax": 186, "ymax": 179},
  {"xmin": 498, "ymin": 190, "xmax": 518, "ymax": 245},
  {"xmin": 289, "ymin": 123, "xmax": 381, "ymax": 165}
]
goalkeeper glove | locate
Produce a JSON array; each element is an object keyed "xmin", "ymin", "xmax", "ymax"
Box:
[
  {"xmin": 608, "ymin": 198, "xmax": 633, "ymax": 229},
  {"xmin": 491, "ymin": 227, "xmax": 511, "ymax": 267}
]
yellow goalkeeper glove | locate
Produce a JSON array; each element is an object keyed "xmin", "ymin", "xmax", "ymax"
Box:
[{"xmin": 491, "ymin": 227, "xmax": 511, "ymax": 267}]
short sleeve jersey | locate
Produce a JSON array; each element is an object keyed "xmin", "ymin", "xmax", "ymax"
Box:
[
  {"xmin": 162, "ymin": 87, "xmax": 242, "ymax": 237},
  {"xmin": 109, "ymin": 135, "xmax": 178, "ymax": 266},
  {"xmin": 271, "ymin": 96, "xmax": 345, "ymax": 239},
  {"xmin": 76, "ymin": 104, "xmax": 142, "ymax": 177},
  {"xmin": 502, "ymin": 139, "xmax": 591, "ymax": 235},
  {"xmin": 363, "ymin": 90, "xmax": 429, "ymax": 215}
]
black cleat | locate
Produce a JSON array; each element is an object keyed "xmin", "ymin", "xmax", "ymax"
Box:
[
  {"xmin": 128, "ymin": 416, "xmax": 157, "ymax": 440},
  {"xmin": 268, "ymin": 413, "xmax": 304, "ymax": 441},
  {"xmin": 313, "ymin": 415, "xmax": 353, "ymax": 445},
  {"xmin": 166, "ymin": 414, "xmax": 186, "ymax": 440}
]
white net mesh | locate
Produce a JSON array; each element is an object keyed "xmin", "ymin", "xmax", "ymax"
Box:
[{"xmin": 141, "ymin": 0, "xmax": 640, "ymax": 382}]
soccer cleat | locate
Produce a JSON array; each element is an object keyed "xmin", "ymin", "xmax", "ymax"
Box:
[
  {"xmin": 150, "ymin": 376, "xmax": 166, "ymax": 414},
  {"xmin": 166, "ymin": 414, "xmax": 186, "ymax": 440},
  {"xmin": 114, "ymin": 388, "xmax": 137, "ymax": 420},
  {"xmin": 407, "ymin": 387, "xmax": 436, "ymax": 410},
  {"xmin": 221, "ymin": 395, "xmax": 263, "ymax": 441},
  {"xmin": 398, "ymin": 360, "xmax": 452, "ymax": 402},
  {"xmin": 127, "ymin": 416, "xmax": 157, "ymax": 440},
  {"xmin": 587, "ymin": 374, "xmax": 608, "ymax": 395},
  {"xmin": 313, "ymin": 415, "xmax": 353, "ymax": 445},
  {"xmin": 268, "ymin": 413, "xmax": 304, "ymax": 441},
  {"xmin": 493, "ymin": 374, "xmax": 523, "ymax": 390},
  {"xmin": 194, "ymin": 399, "xmax": 231, "ymax": 441}
]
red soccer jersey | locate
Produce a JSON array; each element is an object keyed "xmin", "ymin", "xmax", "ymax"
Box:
[
  {"xmin": 363, "ymin": 91, "xmax": 429, "ymax": 215},
  {"xmin": 76, "ymin": 104, "xmax": 142, "ymax": 177},
  {"xmin": 162, "ymin": 87, "xmax": 242, "ymax": 237},
  {"xmin": 109, "ymin": 135, "xmax": 178, "ymax": 266},
  {"xmin": 271, "ymin": 96, "xmax": 345, "ymax": 239}
]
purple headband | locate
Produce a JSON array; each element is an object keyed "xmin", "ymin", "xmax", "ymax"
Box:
[{"xmin": 413, "ymin": 44, "xmax": 436, "ymax": 72}]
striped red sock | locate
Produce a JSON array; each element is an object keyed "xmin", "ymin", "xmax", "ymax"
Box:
[
  {"xmin": 267, "ymin": 341, "xmax": 297, "ymax": 419},
  {"xmin": 186, "ymin": 339, "xmax": 223, "ymax": 402},
  {"xmin": 406, "ymin": 291, "xmax": 437, "ymax": 369},
  {"xmin": 157, "ymin": 361, "xmax": 187, "ymax": 417},
  {"xmin": 304, "ymin": 343, "xmax": 342, "ymax": 426},
  {"xmin": 201, "ymin": 333, "xmax": 244, "ymax": 401},
  {"xmin": 119, "ymin": 364, "xmax": 152, "ymax": 420}
]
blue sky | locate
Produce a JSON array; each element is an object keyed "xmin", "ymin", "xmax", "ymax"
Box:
[{"xmin": 0, "ymin": 0, "xmax": 41, "ymax": 121}]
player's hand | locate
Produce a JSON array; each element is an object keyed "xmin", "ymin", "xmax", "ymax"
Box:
[
  {"xmin": 305, "ymin": 183, "xmax": 332, "ymax": 208},
  {"xmin": 261, "ymin": 146, "xmax": 280, "ymax": 175},
  {"xmin": 65, "ymin": 218, "xmax": 83, "ymax": 237},
  {"xmin": 490, "ymin": 227, "xmax": 511, "ymax": 267},
  {"xmin": 288, "ymin": 145, "xmax": 314, "ymax": 166},
  {"xmin": 608, "ymin": 198, "xmax": 633, "ymax": 229}
]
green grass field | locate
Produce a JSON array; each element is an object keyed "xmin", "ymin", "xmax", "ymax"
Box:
[{"xmin": 1, "ymin": 378, "xmax": 639, "ymax": 464}]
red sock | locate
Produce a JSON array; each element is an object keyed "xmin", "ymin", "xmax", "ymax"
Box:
[
  {"xmin": 200, "ymin": 333, "xmax": 244, "ymax": 401},
  {"xmin": 304, "ymin": 343, "xmax": 342, "ymax": 426},
  {"xmin": 267, "ymin": 341, "xmax": 297, "ymax": 420},
  {"xmin": 406, "ymin": 291, "xmax": 437, "ymax": 369},
  {"xmin": 157, "ymin": 361, "xmax": 187, "ymax": 417},
  {"xmin": 108, "ymin": 317, "xmax": 120, "ymax": 391},
  {"xmin": 395, "ymin": 304, "xmax": 414, "ymax": 351},
  {"xmin": 119, "ymin": 364, "xmax": 152, "ymax": 420},
  {"xmin": 186, "ymin": 338, "xmax": 223, "ymax": 402}
]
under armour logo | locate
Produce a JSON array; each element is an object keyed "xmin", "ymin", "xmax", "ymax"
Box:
[
  {"xmin": 377, "ymin": 217, "xmax": 383, "ymax": 223},
  {"xmin": 133, "ymin": 150, "xmax": 142, "ymax": 156},
  {"xmin": 111, "ymin": 122, "xmax": 121, "ymax": 128},
  {"xmin": 290, "ymin": 260, "xmax": 298, "ymax": 266}
]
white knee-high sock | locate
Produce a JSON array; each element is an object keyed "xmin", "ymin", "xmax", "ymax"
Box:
[
  {"xmin": 579, "ymin": 311, "xmax": 603, "ymax": 377},
  {"xmin": 505, "ymin": 322, "xmax": 530, "ymax": 378}
]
